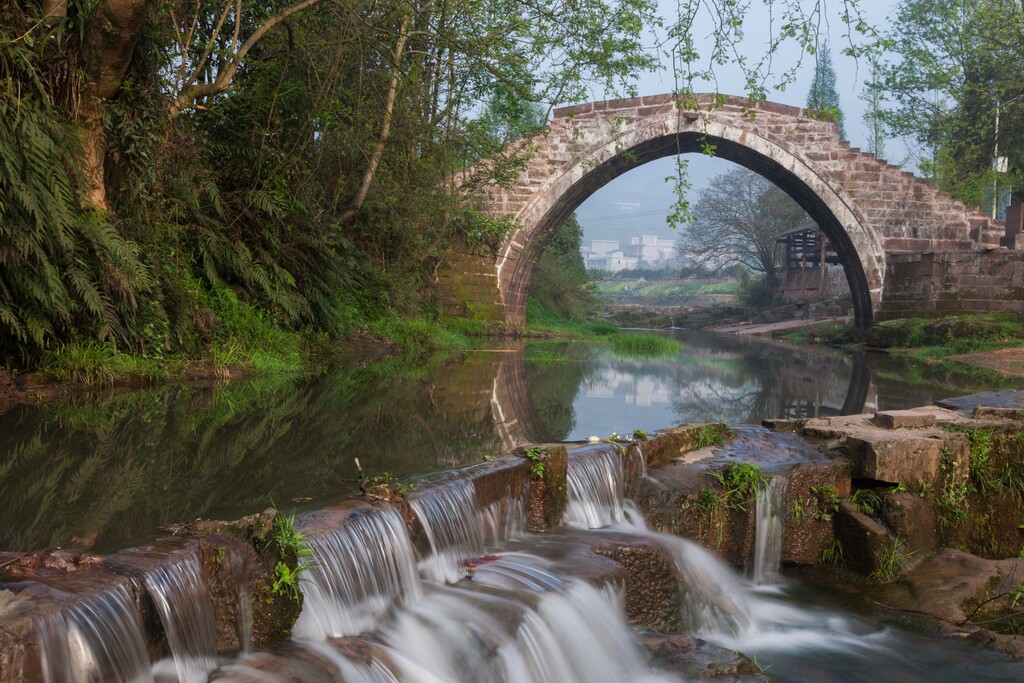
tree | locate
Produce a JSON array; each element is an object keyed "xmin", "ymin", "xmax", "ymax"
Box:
[
  {"xmin": 881, "ymin": 0, "xmax": 1024, "ymax": 206},
  {"xmin": 861, "ymin": 57, "xmax": 886, "ymax": 158},
  {"xmin": 528, "ymin": 214, "xmax": 599, "ymax": 321},
  {"xmin": 678, "ymin": 168, "xmax": 809, "ymax": 277},
  {"xmin": 806, "ymin": 43, "xmax": 846, "ymax": 139}
]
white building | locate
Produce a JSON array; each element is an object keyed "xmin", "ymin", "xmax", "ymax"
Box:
[{"xmin": 583, "ymin": 235, "xmax": 677, "ymax": 272}]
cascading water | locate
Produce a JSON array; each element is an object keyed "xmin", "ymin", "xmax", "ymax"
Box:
[
  {"xmin": 409, "ymin": 480, "xmax": 486, "ymax": 583},
  {"xmin": 237, "ymin": 590, "xmax": 252, "ymax": 655},
  {"xmin": 564, "ymin": 449, "xmax": 624, "ymax": 528},
  {"xmin": 35, "ymin": 583, "xmax": 153, "ymax": 683},
  {"xmin": 751, "ymin": 475, "xmax": 788, "ymax": 584},
  {"xmin": 371, "ymin": 555, "xmax": 677, "ymax": 683},
  {"xmin": 294, "ymin": 506, "xmax": 422, "ymax": 640},
  {"xmin": 479, "ymin": 490, "xmax": 527, "ymax": 547},
  {"xmin": 144, "ymin": 553, "xmax": 218, "ymax": 683}
]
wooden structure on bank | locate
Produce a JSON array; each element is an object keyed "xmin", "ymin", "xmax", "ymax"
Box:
[{"xmin": 775, "ymin": 222, "xmax": 842, "ymax": 303}]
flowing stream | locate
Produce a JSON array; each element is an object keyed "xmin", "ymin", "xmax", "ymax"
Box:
[{"xmin": 27, "ymin": 444, "xmax": 1024, "ymax": 682}]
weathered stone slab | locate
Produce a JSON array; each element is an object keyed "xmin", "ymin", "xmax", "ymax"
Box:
[
  {"xmin": 843, "ymin": 433, "xmax": 945, "ymax": 486},
  {"xmin": 872, "ymin": 409, "xmax": 937, "ymax": 430}
]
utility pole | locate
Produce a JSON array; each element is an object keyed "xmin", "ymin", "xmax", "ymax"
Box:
[{"xmin": 993, "ymin": 94, "xmax": 1024, "ymax": 219}]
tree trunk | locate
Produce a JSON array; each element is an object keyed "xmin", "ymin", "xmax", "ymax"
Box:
[
  {"xmin": 78, "ymin": 0, "xmax": 149, "ymax": 209},
  {"xmin": 340, "ymin": 13, "xmax": 411, "ymax": 224}
]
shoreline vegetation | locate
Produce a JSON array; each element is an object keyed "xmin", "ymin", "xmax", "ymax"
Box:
[
  {"xmin": 768, "ymin": 312, "xmax": 1024, "ymax": 384},
  {"xmin": 0, "ymin": 297, "xmax": 681, "ymax": 411}
]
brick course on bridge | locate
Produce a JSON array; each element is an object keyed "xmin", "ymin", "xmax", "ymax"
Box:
[{"xmin": 439, "ymin": 93, "xmax": 1007, "ymax": 328}]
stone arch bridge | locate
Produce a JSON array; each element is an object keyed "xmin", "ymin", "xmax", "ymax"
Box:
[{"xmin": 439, "ymin": 94, "xmax": 1016, "ymax": 329}]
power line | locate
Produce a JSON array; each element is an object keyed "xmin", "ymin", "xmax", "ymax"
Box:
[{"xmin": 576, "ymin": 208, "xmax": 673, "ymax": 223}]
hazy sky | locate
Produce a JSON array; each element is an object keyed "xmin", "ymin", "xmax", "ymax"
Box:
[{"xmin": 575, "ymin": 0, "xmax": 897, "ymax": 247}]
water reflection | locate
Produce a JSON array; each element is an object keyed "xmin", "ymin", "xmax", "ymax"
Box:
[
  {"xmin": 0, "ymin": 354, "xmax": 510, "ymax": 554},
  {"xmin": 522, "ymin": 331, "xmax": 1022, "ymax": 441},
  {"xmin": 1, "ymin": 331, "xmax": 1019, "ymax": 553}
]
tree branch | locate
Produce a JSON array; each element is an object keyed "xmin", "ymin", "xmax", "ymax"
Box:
[{"xmin": 168, "ymin": 0, "xmax": 326, "ymax": 117}]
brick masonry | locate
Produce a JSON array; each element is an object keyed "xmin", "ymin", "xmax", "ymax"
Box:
[
  {"xmin": 438, "ymin": 93, "xmax": 1005, "ymax": 328},
  {"xmin": 879, "ymin": 251, "xmax": 1024, "ymax": 319}
]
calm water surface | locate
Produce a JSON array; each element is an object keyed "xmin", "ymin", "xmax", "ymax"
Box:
[{"xmin": 0, "ymin": 330, "xmax": 1016, "ymax": 553}]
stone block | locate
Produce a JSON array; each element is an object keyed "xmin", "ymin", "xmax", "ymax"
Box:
[
  {"xmin": 843, "ymin": 432, "xmax": 945, "ymax": 487},
  {"xmin": 872, "ymin": 410, "xmax": 938, "ymax": 430},
  {"xmin": 835, "ymin": 501, "xmax": 895, "ymax": 576}
]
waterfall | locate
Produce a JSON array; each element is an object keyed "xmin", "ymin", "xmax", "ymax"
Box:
[
  {"xmin": 144, "ymin": 553, "xmax": 218, "ymax": 683},
  {"xmin": 564, "ymin": 449, "xmax": 625, "ymax": 528},
  {"xmin": 634, "ymin": 443, "xmax": 648, "ymax": 479},
  {"xmin": 36, "ymin": 583, "xmax": 153, "ymax": 683},
  {"xmin": 237, "ymin": 589, "xmax": 252, "ymax": 655},
  {"xmin": 409, "ymin": 480, "xmax": 486, "ymax": 583},
  {"xmin": 295, "ymin": 506, "xmax": 422, "ymax": 640},
  {"xmin": 479, "ymin": 490, "xmax": 527, "ymax": 547},
  {"xmin": 752, "ymin": 475, "xmax": 789, "ymax": 584},
  {"xmin": 372, "ymin": 554, "xmax": 676, "ymax": 683}
]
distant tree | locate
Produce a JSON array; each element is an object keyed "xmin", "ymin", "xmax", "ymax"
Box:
[
  {"xmin": 861, "ymin": 57, "xmax": 887, "ymax": 159},
  {"xmin": 881, "ymin": 0, "xmax": 1024, "ymax": 207},
  {"xmin": 528, "ymin": 214, "xmax": 599, "ymax": 320},
  {"xmin": 679, "ymin": 168, "xmax": 809, "ymax": 278},
  {"xmin": 806, "ymin": 43, "xmax": 846, "ymax": 139}
]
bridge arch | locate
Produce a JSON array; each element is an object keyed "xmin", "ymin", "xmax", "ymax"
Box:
[{"xmin": 473, "ymin": 94, "xmax": 999, "ymax": 329}]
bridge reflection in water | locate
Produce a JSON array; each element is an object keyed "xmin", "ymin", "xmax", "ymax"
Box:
[{"xmin": 0, "ymin": 331, "xmax": 1013, "ymax": 553}]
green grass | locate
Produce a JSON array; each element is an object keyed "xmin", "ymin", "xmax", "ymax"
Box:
[
  {"xmin": 868, "ymin": 313, "xmax": 1024, "ymax": 355},
  {"xmin": 45, "ymin": 341, "xmax": 170, "ymax": 386},
  {"xmin": 607, "ymin": 332, "xmax": 682, "ymax": 357},
  {"xmin": 711, "ymin": 462, "xmax": 767, "ymax": 512},
  {"xmin": 869, "ymin": 534, "xmax": 913, "ymax": 583}
]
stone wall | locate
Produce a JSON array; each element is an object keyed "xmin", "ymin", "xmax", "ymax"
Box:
[
  {"xmin": 878, "ymin": 250, "xmax": 1024, "ymax": 319},
  {"xmin": 435, "ymin": 248, "xmax": 504, "ymax": 321}
]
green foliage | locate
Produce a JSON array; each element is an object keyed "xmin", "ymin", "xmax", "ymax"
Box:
[
  {"xmin": 735, "ymin": 271, "xmax": 782, "ymax": 309},
  {"xmin": 632, "ymin": 429, "xmax": 648, "ymax": 441},
  {"xmin": 0, "ymin": 39, "xmax": 153, "ymax": 363},
  {"xmin": 696, "ymin": 487, "xmax": 719, "ymax": 511},
  {"xmin": 694, "ymin": 423, "xmax": 729, "ymax": 449},
  {"xmin": 808, "ymin": 485, "xmax": 841, "ymax": 521},
  {"xmin": 851, "ymin": 488, "xmax": 882, "ymax": 516},
  {"xmin": 939, "ymin": 448, "xmax": 972, "ymax": 526},
  {"xmin": 711, "ymin": 462, "xmax": 767, "ymax": 512},
  {"xmin": 869, "ymin": 534, "xmax": 913, "ymax": 583},
  {"xmin": 363, "ymin": 472, "xmax": 416, "ymax": 499},
  {"xmin": 44, "ymin": 342, "xmax": 166, "ymax": 386},
  {"xmin": 822, "ymin": 538, "xmax": 843, "ymax": 566},
  {"xmin": 881, "ymin": 0, "xmax": 1024, "ymax": 207},
  {"xmin": 889, "ymin": 482, "xmax": 907, "ymax": 494},
  {"xmin": 528, "ymin": 214, "xmax": 601, "ymax": 322},
  {"xmin": 608, "ymin": 333, "xmax": 682, "ymax": 357},
  {"xmin": 525, "ymin": 447, "xmax": 547, "ymax": 480},
  {"xmin": 268, "ymin": 511, "xmax": 315, "ymax": 604},
  {"xmin": 805, "ymin": 43, "xmax": 846, "ymax": 139}
]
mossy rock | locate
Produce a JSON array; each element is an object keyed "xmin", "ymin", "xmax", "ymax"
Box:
[{"xmin": 526, "ymin": 446, "xmax": 569, "ymax": 531}]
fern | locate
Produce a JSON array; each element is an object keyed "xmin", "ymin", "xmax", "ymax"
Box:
[{"xmin": 0, "ymin": 39, "xmax": 153, "ymax": 363}]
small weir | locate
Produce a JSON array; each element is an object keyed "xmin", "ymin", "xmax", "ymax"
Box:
[
  {"xmin": 295, "ymin": 507, "xmax": 422, "ymax": 640},
  {"xmin": 16, "ymin": 435, "xmax": 1024, "ymax": 681},
  {"xmin": 409, "ymin": 480, "xmax": 487, "ymax": 583},
  {"xmin": 751, "ymin": 475, "xmax": 788, "ymax": 584},
  {"xmin": 144, "ymin": 553, "xmax": 217, "ymax": 683},
  {"xmin": 564, "ymin": 449, "xmax": 625, "ymax": 528},
  {"xmin": 35, "ymin": 583, "xmax": 152, "ymax": 683}
]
